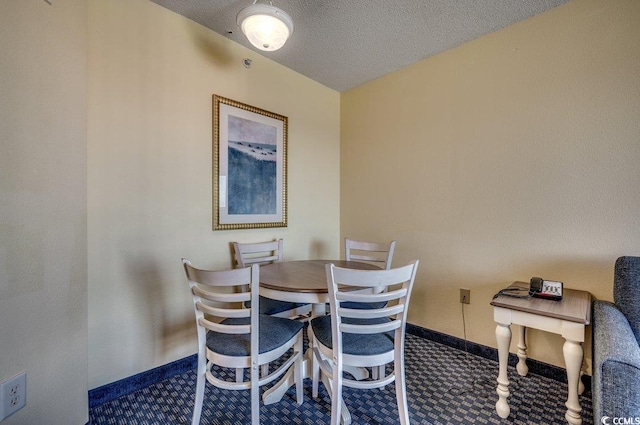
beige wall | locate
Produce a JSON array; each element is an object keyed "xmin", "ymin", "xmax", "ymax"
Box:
[
  {"xmin": 341, "ymin": 0, "xmax": 640, "ymax": 373},
  {"xmin": 6, "ymin": 0, "xmax": 634, "ymax": 407},
  {"xmin": 0, "ymin": 1, "xmax": 88, "ymax": 424},
  {"xmin": 88, "ymin": 0, "xmax": 340, "ymax": 389}
]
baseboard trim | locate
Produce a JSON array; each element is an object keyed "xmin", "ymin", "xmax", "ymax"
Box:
[
  {"xmin": 88, "ymin": 354, "xmax": 197, "ymax": 408},
  {"xmin": 89, "ymin": 322, "xmax": 591, "ymax": 408},
  {"xmin": 405, "ymin": 323, "xmax": 591, "ymax": 390}
]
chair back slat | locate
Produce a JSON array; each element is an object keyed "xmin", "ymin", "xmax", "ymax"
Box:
[
  {"xmin": 196, "ymin": 302, "xmax": 251, "ymax": 319},
  {"xmin": 333, "ymin": 266, "xmax": 412, "ymax": 288},
  {"xmin": 348, "ymin": 254, "xmax": 387, "ymax": 264},
  {"xmin": 336, "ymin": 287, "xmax": 407, "ymax": 304},
  {"xmin": 199, "ymin": 317, "xmax": 251, "ymax": 335},
  {"xmin": 340, "ymin": 320, "xmax": 402, "ymax": 335},
  {"xmin": 186, "ymin": 265, "xmax": 252, "ymax": 286},
  {"xmin": 240, "ymin": 254, "xmax": 280, "ymax": 265},
  {"xmin": 345, "ymin": 238, "xmax": 396, "ymax": 270},
  {"xmin": 192, "ymin": 285, "xmax": 250, "ymax": 304},
  {"xmin": 338, "ymin": 304, "xmax": 405, "ymax": 320}
]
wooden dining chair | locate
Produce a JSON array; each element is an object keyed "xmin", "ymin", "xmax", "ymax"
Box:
[
  {"xmin": 342, "ymin": 238, "xmax": 397, "ymax": 308},
  {"xmin": 345, "ymin": 238, "xmax": 396, "ymax": 270},
  {"xmin": 183, "ymin": 259, "xmax": 304, "ymax": 425},
  {"xmin": 309, "ymin": 260, "xmax": 419, "ymax": 425},
  {"xmin": 233, "ymin": 239, "xmax": 312, "ymax": 319}
]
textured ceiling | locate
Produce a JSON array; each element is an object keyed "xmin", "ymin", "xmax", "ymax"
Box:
[{"xmin": 149, "ymin": 0, "xmax": 570, "ymax": 92}]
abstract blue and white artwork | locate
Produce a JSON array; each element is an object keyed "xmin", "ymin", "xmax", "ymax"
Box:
[{"xmin": 227, "ymin": 115, "xmax": 277, "ymax": 215}]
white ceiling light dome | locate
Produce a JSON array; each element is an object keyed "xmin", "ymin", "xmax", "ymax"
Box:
[{"xmin": 237, "ymin": 1, "xmax": 294, "ymax": 52}]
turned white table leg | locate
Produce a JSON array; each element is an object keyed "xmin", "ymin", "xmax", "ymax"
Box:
[
  {"xmin": 578, "ymin": 359, "xmax": 586, "ymax": 396},
  {"xmin": 495, "ymin": 323, "xmax": 512, "ymax": 419},
  {"xmin": 578, "ymin": 371, "xmax": 585, "ymax": 396},
  {"xmin": 516, "ymin": 325, "xmax": 528, "ymax": 376},
  {"xmin": 563, "ymin": 339, "xmax": 583, "ymax": 425}
]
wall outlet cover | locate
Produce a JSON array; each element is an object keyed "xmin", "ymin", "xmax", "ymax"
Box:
[
  {"xmin": 0, "ymin": 372, "xmax": 26, "ymax": 421},
  {"xmin": 460, "ymin": 288, "xmax": 471, "ymax": 304}
]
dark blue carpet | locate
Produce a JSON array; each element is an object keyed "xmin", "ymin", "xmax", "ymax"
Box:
[{"xmin": 89, "ymin": 334, "xmax": 593, "ymax": 424}]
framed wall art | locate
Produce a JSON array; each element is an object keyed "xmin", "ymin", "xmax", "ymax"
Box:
[{"xmin": 212, "ymin": 95, "xmax": 288, "ymax": 230}]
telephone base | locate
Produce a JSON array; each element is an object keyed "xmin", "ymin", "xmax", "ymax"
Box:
[{"xmin": 531, "ymin": 292, "xmax": 563, "ymax": 302}]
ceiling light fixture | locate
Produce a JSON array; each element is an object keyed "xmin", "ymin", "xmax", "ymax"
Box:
[{"xmin": 236, "ymin": 1, "xmax": 293, "ymax": 52}]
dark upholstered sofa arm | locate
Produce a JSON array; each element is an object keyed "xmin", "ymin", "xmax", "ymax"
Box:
[{"xmin": 592, "ymin": 300, "xmax": 640, "ymax": 420}]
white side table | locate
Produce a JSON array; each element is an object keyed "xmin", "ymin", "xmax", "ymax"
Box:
[{"xmin": 490, "ymin": 282, "xmax": 591, "ymax": 425}]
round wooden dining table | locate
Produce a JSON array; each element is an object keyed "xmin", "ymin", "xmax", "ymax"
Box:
[{"xmin": 260, "ymin": 259, "xmax": 380, "ymax": 315}]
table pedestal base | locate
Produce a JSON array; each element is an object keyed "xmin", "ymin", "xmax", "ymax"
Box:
[{"xmin": 263, "ymin": 348, "xmax": 353, "ymax": 424}]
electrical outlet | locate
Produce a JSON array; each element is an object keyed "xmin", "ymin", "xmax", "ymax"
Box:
[
  {"xmin": 460, "ymin": 288, "xmax": 470, "ymax": 304},
  {"xmin": 0, "ymin": 372, "xmax": 26, "ymax": 421}
]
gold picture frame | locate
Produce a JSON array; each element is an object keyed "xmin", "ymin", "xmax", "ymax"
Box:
[{"xmin": 213, "ymin": 95, "xmax": 288, "ymax": 230}]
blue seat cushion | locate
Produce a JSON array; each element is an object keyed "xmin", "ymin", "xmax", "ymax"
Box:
[
  {"xmin": 206, "ymin": 315, "xmax": 304, "ymax": 357},
  {"xmin": 310, "ymin": 314, "xmax": 394, "ymax": 356},
  {"xmin": 244, "ymin": 296, "xmax": 308, "ymax": 316}
]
